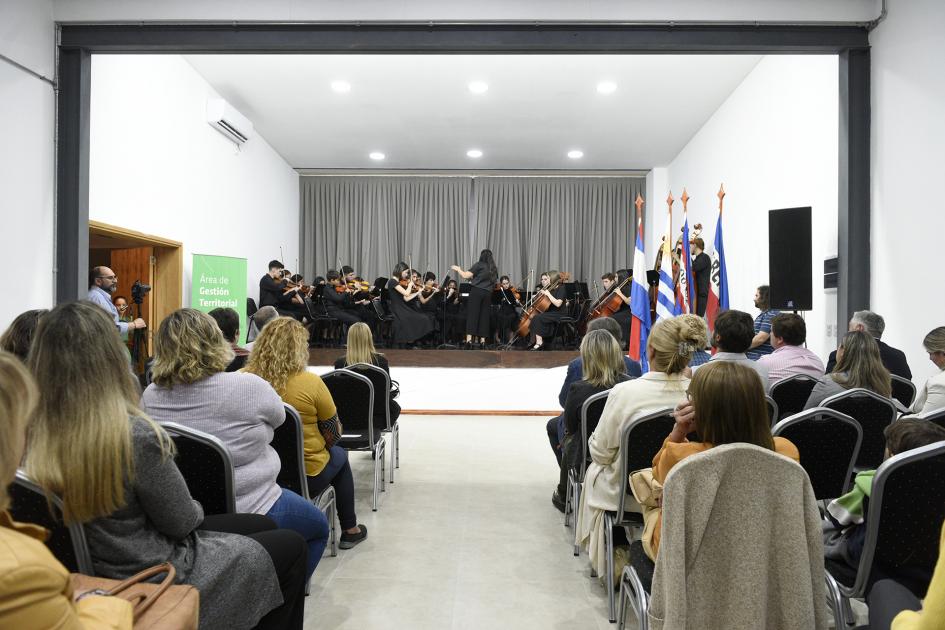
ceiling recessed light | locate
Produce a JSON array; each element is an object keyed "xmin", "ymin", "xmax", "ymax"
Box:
[
  {"xmin": 596, "ymin": 81, "xmax": 618, "ymax": 95},
  {"xmin": 567, "ymin": 150, "xmax": 584, "ymax": 159},
  {"xmin": 466, "ymin": 149, "xmax": 483, "ymax": 158},
  {"xmin": 468, "ymin": 81, "xmax": 489, "ymax": 94},
  {"xmin": 331, "ymin": 80, "xmax": 351, "ymax": 93},
  {"xmin": 369, "ymin": 152, "xmax": 385, "ymax": 161}
]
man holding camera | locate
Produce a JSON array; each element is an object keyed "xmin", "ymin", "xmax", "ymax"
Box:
[{"xmin": 88, "ymin": 266, "xmax": 146, "ymax": 334}]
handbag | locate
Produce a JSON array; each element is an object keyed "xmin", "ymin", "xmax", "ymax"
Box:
[
  {"xmin": 317, "ymin": 413, "xmax": 343, "ymax": 448},
  {"xmin": 629, "ymin": 468, "xmax": 664, "ymax": 561},
  {"xmin": 389, "ymin": 379, "xmax": 400, "ymax": 400},
  {"xmin": 71, "ymin": 562, "xmax": 199, "ymax": 629}
]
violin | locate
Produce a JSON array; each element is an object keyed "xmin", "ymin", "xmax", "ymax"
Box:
[
  {"xmin": 494, "ymin": 283, "xmax": 521, "ymax": 303},
  {"xmin": 283, "ymin": 279, "xmax": 314, "ymax": 295}
]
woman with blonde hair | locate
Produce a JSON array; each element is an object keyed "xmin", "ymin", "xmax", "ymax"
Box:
[
  {"xmin": 648, "ymin": 361, "xmax": 800, "ymax": 559},
  {"xmin": 576, "ymin": 314, "xmax": 707, "ymax": 576},
  {"xmin": 553, "ymin": 329, "xmax": 634, "ymax": 510},
  {"xmin": 25, "ymin": 302, "xmax": 307, "ymax": 630},
  {"xmin": 0, "ymin": 350, "xmax": 133, "ymax": 628},
  {"xmin": 334, "ymin": 321, "xmax": 401, "ymax": 425},
  {"xmin": 141, "ymin": 308, "xmax": 329, "ymax": 583},
  {"xmin": 245, "ymin": 317, "xmax": 367, "ymax": 549},
  {"xmin": 804, "ymin": 330, "xmax": 892, "ymax": 409},
  {"xmin": 913, "ymin": 326, "xmax": 945, "ymax": 414}
]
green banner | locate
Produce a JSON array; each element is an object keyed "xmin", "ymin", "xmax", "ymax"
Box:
[{"xmin": 191, "ymin": 254, "xmax": 248, "ymax": 344}]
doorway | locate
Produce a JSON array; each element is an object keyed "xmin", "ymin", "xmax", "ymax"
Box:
[{"xmin": 88, "ymin": 221, "xmax": 183, "ymax": 365}]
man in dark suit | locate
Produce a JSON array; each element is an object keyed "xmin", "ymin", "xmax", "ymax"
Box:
[
  {"xmin": 546, "ymin": 316, "xmax": 643, "ymax": 511},
  {"xmin": 690, "ymin": 237, "xmax": 712, "ymax": 317},
  {"xmin": 825, "ymin": 310, "xmax": 912, "ymax": 379}
]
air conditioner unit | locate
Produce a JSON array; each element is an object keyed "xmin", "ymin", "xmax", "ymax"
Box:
[{"xmin": 206, "ymin": 98, "xmax": 254, "ymax": 145}]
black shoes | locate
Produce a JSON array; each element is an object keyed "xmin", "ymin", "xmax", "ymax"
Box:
[
  {"xmin": 552, "ymin": 490, "xmax": 566, "ymax": 513},
  {"xmin": 339, "ymin": 524, "xmax": 368, "ymax": 549}
]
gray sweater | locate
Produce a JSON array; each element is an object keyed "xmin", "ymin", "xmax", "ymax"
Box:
[
  {"xmin": 84, "ymin": 418, "xmax": 282, "ymax": 629},
  {"xmin": 803, "ymin": 373, "xmax": 849, "ymax": 409},
  {"xmin": 142, "ymin": 372, "xmax": 285, "ymax": 514}
]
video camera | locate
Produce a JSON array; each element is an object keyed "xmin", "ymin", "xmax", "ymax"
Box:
[{"xmin": 131, "ymin": 280, "xmax": 152, "ymax": 305}]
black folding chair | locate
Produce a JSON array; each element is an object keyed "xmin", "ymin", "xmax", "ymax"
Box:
[
  {"xmin": 160, "ymin": 422, "xmax": 236, "ymax": 516},
  {"xmin": 565, "ymin": 391, "xmax": 610, "ymax": 541},
  {"xmin": 823, "ymin": 388, "xmax": 899, "ymax": 470},
  {"xmin": 825, "ymin": 441, "xmax": 945, "ymax": 627},
  {"xmin": 9, "ymin": 471, "xmax": 94, "ymax": 575},
  {"xmin": 270, "ymin": 405, "xmax": 338, "ymax": 556},
  {"xmin": 769, "ymin": 374, "xmax": 819, "ymax": 422},
  {"xmin": 322, "ymin": 369, "xmax": 387, "ymax": 511},
  {"xmin": 890, "ymin": 375, "xmax": 917, "ymax": 408},
  {"xmin": 917, "ymin": 407, "xmax": 945, "ymax": 430},
  {"xmin": 765, "ymin": 395, "xmax": 779, "ymax": 426},
  {"xmin": 345, "ymin": 363, "xmax": 399, "ymax": 483},
  {"xmin": 601, "ymin": 408, "xmax": 676, "ymax": 623},
  {"xmin": 772, "ymin": 408, "xmax": 862, "ymax": 499}
]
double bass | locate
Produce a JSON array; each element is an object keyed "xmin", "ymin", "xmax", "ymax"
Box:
[{"xmin": 514, "ymin": 272, "xmax": 570, "ymax": 339}]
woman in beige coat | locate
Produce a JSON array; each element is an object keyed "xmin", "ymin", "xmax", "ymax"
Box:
[{"xmin": 576, "ymin": 315, "xmax": 707, "ymax": 577}]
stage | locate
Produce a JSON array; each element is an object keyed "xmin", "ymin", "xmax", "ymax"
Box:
[{"xmin": 307, "ymin": 348, "xmax": 577, "ymax": 415}]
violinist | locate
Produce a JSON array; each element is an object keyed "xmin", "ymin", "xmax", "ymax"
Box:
[
  {"xmin": 452, "ymin": 249, "xmax": 498, "ymax": 349},
  {"xmin": 259, "ymin": 260, "xmax": 308, "ymax": 321},
  {"xmin": 340, "ymin": 264, "xmax": 379, "ymax": 330},
  {"xmin": 494, "ymin": 275, "xmax": 521, "ymax": 346},
  {"xmin": 387, "ymin": 262, "xmax": 435, "ymax": 348},
  {"xmin": 529, "ymin": 270, "xmax": 567, "ymax": 351},
  {"xmin": 322, "ymin": 270, "xmax": 371, "ymax": 337},
  {"xmin": 441, "ymin": 278, "xmax": 466, "ymax": 343},
  {"xmin": 602, "ymin": 271, "xmax": 633, "ymax": 349}
]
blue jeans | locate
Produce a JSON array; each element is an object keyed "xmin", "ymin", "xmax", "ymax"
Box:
[{"xmin": 266, "ymin": 488, "xmax": 329, "ymax": 581}]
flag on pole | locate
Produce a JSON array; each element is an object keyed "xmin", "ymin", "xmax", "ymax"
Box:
[
  {"xmin": 676, "ymin": 189, "xmax": 694, "ymax": 314},
  {"xmin": 629, "ymin": 195, "xmax": 651, "ymax": 372},
  {"xmin": 655, "ymin": 193, "xmax": 677, "ymax": 322},
  {"xmin": 705, "ymin": 184, "xmax": 730, "ymax": 332}
]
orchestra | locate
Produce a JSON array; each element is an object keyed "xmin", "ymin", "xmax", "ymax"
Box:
[{"xmin": 261, "ymin": 243, "xmax": 697, "ymax": 350}]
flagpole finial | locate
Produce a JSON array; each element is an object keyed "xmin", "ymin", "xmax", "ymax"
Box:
[
  {"xmin": 635, "ymin": 193, "xmax": 644, "ymax": 213},
  {"xmin": 666, "ymin": 191, "xmax": 674, "ymax": 209},
  {"xmin": 681, "ymin": 188, "xmax": 689, "ymax": 212},
  {"xmin": 717, "ymin": 184, "xmax": 726, "ymax": 215}
]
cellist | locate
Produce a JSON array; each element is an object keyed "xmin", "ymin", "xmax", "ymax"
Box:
[
  {"xmin": 602, "ymin": 271, "xmax": 632, "ymax": 350},
  {"xmin": 529, "ymin": 270, "xmax": 568, "ymax": 351}
]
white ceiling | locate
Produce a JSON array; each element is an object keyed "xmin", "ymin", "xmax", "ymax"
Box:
[{"xmin": 185, "ymin": 54, "xmax": 763, "ymax": 170}]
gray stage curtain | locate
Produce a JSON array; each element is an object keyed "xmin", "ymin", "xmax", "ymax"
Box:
[
  {"xmin": 299, "ymin": 176, "xmax": 472, "ymax": 285},
  {"xmin": 472, "ymin": 177, "xmax": 645, "ymax": 287}
]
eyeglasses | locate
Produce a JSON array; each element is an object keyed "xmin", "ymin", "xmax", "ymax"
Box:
[{"xmin": 98, "ymin": 275, "xmax": 117, "ymax": 280}]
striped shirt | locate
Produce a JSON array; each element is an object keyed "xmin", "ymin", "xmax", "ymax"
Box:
[
  {"xmin": 758, "ymin": 344, "xmax": 826, "ymax": 389},
  {"xmin": 746, "ymin": 309, "xmax": 780, "ymax": 360}
]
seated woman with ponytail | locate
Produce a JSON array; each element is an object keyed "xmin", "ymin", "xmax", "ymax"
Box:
[{"xmin": 575, "ymin": 314, "xmax": 708, "ymax": 578}]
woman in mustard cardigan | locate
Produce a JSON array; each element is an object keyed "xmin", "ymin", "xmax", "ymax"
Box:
[{"xmin": 0, "ymin": 351, "xmax": 133, "ymax": 628}]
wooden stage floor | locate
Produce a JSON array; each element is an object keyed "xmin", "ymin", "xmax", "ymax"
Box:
[{"xmin": 308, "ymin": 347, "xmax": 578, "ymax": 369}]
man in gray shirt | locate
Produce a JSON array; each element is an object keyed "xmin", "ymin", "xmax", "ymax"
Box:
[
  {"xmin": 696, "ymin": 309, "xmax": 770, "ymax": 390},
  {"xmin": 87, "ymin": 266, "xmax": 146, "ymax": 334}
]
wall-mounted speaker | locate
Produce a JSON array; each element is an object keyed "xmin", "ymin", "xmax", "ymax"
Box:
[{"xmin": 768, "ymin": 207, "xmax": 812, "ymax": 311}]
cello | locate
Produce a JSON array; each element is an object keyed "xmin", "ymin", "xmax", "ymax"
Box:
[
  {"xmin": 514, "ymin": 272, "xmax": 570, "ymax": 339},
  {"xmin": 580, "ymin": 273, "xmax": 632, "ymax": 332}
]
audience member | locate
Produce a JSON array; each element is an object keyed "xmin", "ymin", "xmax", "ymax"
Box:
[
  {"xmin": 245, "ymin": 317, "xmax": 368, "ymax": 550},
  {"xmin": 746, "ymin": 285, "xmax": 780, "ymax": 360},
  {"xmin": 334, "ymin": 321, "xmax": 401, "ymax": 426},
  {"xmin": 0, "ymin": 309, "xmax": 47, "ymax": 360},
  {"xmin": 142, "ymin": 308, "xmax": 329, "ymax": 583},
  {"xmin": 825, "ymin": 310, "xmax": 912, "ymax": 379},
  {"xmin": 246, "ymin": 305, "xmax": 279, "ymax": 349},
  {"xmin": 552, "ymin": 329, "xmax": 632, "ymax": 512},
  {"xmin": 687, "ymin": 346, "xmax": 711, "ymax": 369},
  {"xmin": 0, "ymin": 350, "xmax": 134, "ymax": 628},
  {"xmin": 548, "ymin": 317, "xmax": 642, "ymax": 472},
  {"xmin": 575, "ymin": 314, "xmax": 705, "ymax": 577},
  {"xmin": 699, "ymin": 309, "xmax": 770, "ymax": 389},
  {"xmin": 208, "ymin": 307, "xmax": 250, "ymax": 372},
  {"xmin": 804, "ymin": 331, "xmax": 892, "ymax": 409},
  {"xmin": 113, "ymin": 295, "xmax": 133, "ymax": 345},
  {"xmin": 824, "ymin": 419, "xmax": 945, "ymax": 573},
  {"xmin": 647, "ymin": 361, "xmax": 799, "ymax": 560},
  {"xmin": 757, "ymin": 313, "xmax": 825, "ymax": 388},
  {"xmin": 871, "ymin": 522, "xmax": 945, "ymax": 629},
  {"xmin": 24, "ymin": 302, "xmax": 306, "ymax": 630},
  {"xmin": 86, "ymin": 267, "xmax": 145, "ymax": 335},
  {"xmin": 913, "ymin": 326, "xmax": 945, "ymax": 414}
]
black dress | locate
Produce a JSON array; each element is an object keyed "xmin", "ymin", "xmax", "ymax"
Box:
[
  {"xmin": 386, "ymin": 279, "xmax": 435, "ymax": 343},
  {"xmin": 530, "ymin": 286, "xmax": 568, "ymax": 338},
  {"xmin": 608, "ymin": 284, "xmax": 633, "ymax": 350}
]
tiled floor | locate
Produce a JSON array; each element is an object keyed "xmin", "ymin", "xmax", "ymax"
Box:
[
  {"xmin": 304, "ymin": 414, "xmax": 866, "ymax": 629},
  {"xmin": 305, "ymin": 414, "xmax": 615, "ymax": 629}
]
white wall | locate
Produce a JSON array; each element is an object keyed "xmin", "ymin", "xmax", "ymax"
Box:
[
  {"xmin": 89, "ymin": 55, "xmax": 299, "ymax": 306},
  {"xmin": 53, "ymin": 0, "xmax": 880, "ymax": 22},
  {"xmin": 659, "ymin": 56, "xmax": 839, "ymax": 360},
  {"xmin": 0, "ymin": 0, "xmax": 55, "ymax": 329},
  {"xmin": 870, "ymin": 0, "xmax": 945, "ymax": 386}
]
